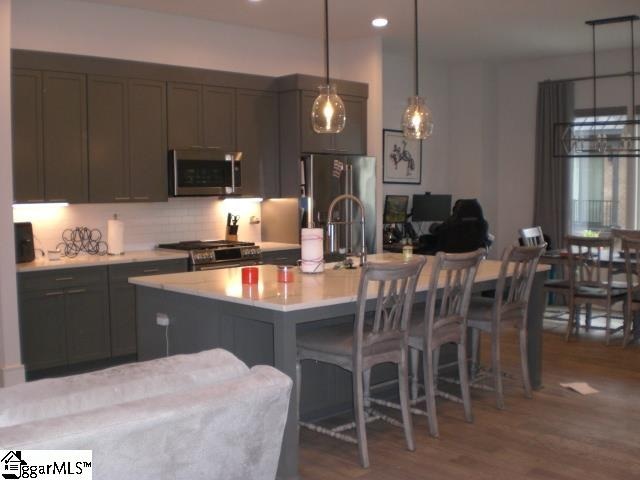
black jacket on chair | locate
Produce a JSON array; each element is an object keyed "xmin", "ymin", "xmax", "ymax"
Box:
[{"xmin": 421, "ymin": 199, "xmax": 491, "ymax": 254}]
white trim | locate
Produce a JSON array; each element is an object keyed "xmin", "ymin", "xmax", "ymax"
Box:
[{"xmin": 0, "ymin": 364, "xmax": 26, "ymax": 387}]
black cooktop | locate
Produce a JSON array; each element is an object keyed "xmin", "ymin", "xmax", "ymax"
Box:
[{"xmin": 158, "ymin": 240, "xmax": 255, "ymax": 251}]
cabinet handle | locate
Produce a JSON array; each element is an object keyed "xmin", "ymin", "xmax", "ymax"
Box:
[
  {"xmin": 115, "ymin": 197, "xmax": 131, "ymax": 201},
  {"xmin": 133, "ymin": 196, "xmax": 150, "ymax": 201},
  {"xmin": 336, "ymin": 149, "xmax": 349, "ymax": 153},
  {"xmin": 49, "ymin": 198, "xmax": 67, "ymax": 202},
  {"xmin": 67, "ymin": 288, "xmax": 86, "ymax": 294},
  {"xmin": 26, "ymin": 199, "xmax": 45, "ymax": 203},
  {"xmin": 143, "ymin": 268, "xmax": 160, "ymax": 273},
  {"xmin": 45, "ymin": 291, "xmax": 64, "ymax": 297},
  {"xmin": 55, "ymin": 276, "xmax": 74, "ymax": 281}
]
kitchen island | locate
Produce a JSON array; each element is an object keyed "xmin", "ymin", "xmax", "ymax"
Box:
[{"xmin": 131, "ymin": 254, "xmax": 549, "ymax": 480}]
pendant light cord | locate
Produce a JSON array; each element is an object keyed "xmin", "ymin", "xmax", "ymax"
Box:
[
  {"xmin": 592, "ymin": 23, "xmax": 597, "ymax": 120},
  {"xmin": 414, "ymin": 0, "xmax": 419, "ymax": 96},
  {"xmin": 325, "ymin": 0, "xmax": 330, "ymax": 85},
  {"xmin": 631, "ymin": 18, "xmax": 636, "ymax": 121}
]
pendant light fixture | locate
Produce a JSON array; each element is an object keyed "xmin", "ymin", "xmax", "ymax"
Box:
[
  {"xmin": 554, "ymin": 15, "xmax": 639, "ymax": 158},
  {"xmin": 402, "ymin": 0, "xmax": 434, "ymax": 139},
  {"xmin": 311, "ymin": 0, "xmax": 346, "ymax": 134}
]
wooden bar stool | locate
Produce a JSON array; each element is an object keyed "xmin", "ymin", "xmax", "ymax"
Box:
[
  {"xmin": 296, "ymin": 256, "xmax": 426, "ymax": 468},
  {"xmin": 407, "ymin": 250, "xmax": 484, "ymax": 438},
  {"xmin": 467, "ymin": 244, "xmax": 546, "ymax": 409}
]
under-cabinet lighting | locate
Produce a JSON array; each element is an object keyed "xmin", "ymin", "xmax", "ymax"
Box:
[
  {"xmin": 13, "ymin": 202, "xmax": 69, "ymax": 208},
  {"xmin": 222, "ymin": 197, "xmax": 263, "ymax": 203}
]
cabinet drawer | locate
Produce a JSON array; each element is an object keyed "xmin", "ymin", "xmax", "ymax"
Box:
[
  {"xmin": 108, "ymin": 259, "xmax": 188, "ymax": 284},
  {"xmin": 261, "ymin": 249, "xmax": 301, "ymax": 266},
  {"xmin": 19, "ymin": 266, "xmax": 107, "ymax": 292}
]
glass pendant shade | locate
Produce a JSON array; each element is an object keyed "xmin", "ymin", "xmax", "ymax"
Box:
[
  {"xmin": 311, "ymin": 85, "xmax": 346, "ymax": 134},
  {"xmin": 402, "ymin": 96, "xmax": 434, "ymax": 140}
]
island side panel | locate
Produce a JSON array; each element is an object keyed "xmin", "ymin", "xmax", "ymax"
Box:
[{"xmin": 135, "ymin": 286, "xmax": 276, "ymax": 366}]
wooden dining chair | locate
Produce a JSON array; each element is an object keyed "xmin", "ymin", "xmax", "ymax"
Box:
[
  {"xmin": 565, "ymin": 236, "xmax": 627, "ymax": 344},
  {"xmin": 519, "ymin": 226, "xmax": 545, "ymax": 247},
  {"xmin": 296, "ymin": 256, "xmax": 426, "ymax": 468},
  {"xmin": 407, "ymin": 250, "xmax": 483, "ymax": 438},
  {"xmin": 620, "ymin": 236, "xmax": 640, "ymax": 346},
  {"xmin": 467, "ymin": 244, "xmax": 546, "ymax": 409}
]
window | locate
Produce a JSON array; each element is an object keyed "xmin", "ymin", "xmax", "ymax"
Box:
[{"xmin": 569, "ymin": 107, "xmax": 634, "ymax": 234}]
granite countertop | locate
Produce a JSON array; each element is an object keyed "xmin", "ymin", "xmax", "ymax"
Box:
[
  {"xmin": 258, "ymin": 242, "xmax": 300, "ymax": 252},
  {"xmin": 16, "ymin": 250, "xmax": 189, "ymax": 273},
  {"xmin": 129, "ymin": 253, "xmax": 549, "ymax": 312}
]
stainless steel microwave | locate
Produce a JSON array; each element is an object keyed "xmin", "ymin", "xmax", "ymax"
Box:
[{"xmin": 169, "ymin": 148, "xmax": 242, "ymax": 196}]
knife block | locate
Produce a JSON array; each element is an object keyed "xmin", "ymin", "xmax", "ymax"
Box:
[{"xmin": 225, "ymin": 225, "xmax": 238, "ymax": 242}]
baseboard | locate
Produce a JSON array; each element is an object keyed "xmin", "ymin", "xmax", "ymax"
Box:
[{"xmin": 0, "ymin": 363, "xmax": 26, "ymax": 387}]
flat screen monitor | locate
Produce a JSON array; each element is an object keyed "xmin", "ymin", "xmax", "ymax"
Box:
[
  {"xmin": 412, "ymin": 194, "xmax": 452, "ymax": 222},
  {"xmin": 383, "ymin": 195, "xmax": 409, "ymax": 224}
]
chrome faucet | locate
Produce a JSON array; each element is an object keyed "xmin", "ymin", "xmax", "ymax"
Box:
[{"xmin": 326, "ymin": 194, "xmax": 367, "ymax": 266}]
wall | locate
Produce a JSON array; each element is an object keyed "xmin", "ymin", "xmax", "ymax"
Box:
[
  {"xmin": 13, "ymin": 198, "xmax": 263, "ymax": 253},
  {"xmin": 0, "ymin": 0, "xmax": 24, "ymax": 386},
  {"xmin": 382, "ymin": 46, "xmax": 450, "ymax": 237}
]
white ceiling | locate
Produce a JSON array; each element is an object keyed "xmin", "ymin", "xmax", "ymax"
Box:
[{"xmin": 76, "ymin": 0, "xmax": 639, "ymax": 61}]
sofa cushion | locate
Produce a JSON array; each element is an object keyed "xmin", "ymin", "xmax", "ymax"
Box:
[
  {"xmin": 0, "ymin": 349, "xmax": 248, "ymax": 428},
  {"xmin": 0, "ymin": 365, "xmax": 292, "ymax": 480}
]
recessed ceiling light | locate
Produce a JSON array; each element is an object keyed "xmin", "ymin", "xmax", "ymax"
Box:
[{"xmin": 371, "ymin": 18, "xmax": 389, "ymax": 28}]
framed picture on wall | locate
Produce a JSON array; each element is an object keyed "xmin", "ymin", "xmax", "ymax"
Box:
[{"xmin": 382, "ymin": 129, "xmax": 422, "ymax": 184}]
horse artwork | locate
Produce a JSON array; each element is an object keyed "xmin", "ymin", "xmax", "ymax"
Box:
[
  {"xmin": 383, "ymin": 129, "xmax": 422, "ymax": 184},
  {"xmin": 390, "ymin": 140, "xmax": 416, "ymax": 176}
]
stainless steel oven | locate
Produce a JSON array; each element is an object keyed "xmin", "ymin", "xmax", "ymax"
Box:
[{"xmin": 169, "ymin": 148, "xmax": 242, "ymax": 196}]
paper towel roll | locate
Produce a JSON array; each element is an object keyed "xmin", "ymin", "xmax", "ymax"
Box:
[
  {"xmin": 301, "ymin": 228, "xmax": 324, "ymax": 273},
  {"xmin": 107, "ymin": 215, "xmax": 124, "ymax": 255}
]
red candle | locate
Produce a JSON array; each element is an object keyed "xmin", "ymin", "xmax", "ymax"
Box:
[
  {"xmin": 242, "ymin": 266, "xmax": 259, "ymax": 284},
  {"xmin": 277, "ymin": 265, "xmax": 295, "ymax": 283}
]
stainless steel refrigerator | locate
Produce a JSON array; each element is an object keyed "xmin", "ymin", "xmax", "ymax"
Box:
[{"xmin": 300, "ymin": 154, "xmax": 376, "ymax": 256}]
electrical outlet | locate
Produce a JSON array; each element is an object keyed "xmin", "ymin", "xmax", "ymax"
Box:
[{"xmin": 156, "ymin": 313, "xmax": 170, "ymax": 327}]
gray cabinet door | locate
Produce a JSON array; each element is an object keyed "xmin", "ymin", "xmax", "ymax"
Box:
[
  {"xmin": 108, "ymin": 259, "xmax": 188, "ymax": 357},
  {"xmin": 42, "ymin": 71, "xmax": 88, "ymax": 203},
  {"xmin": 333, "ymin": 95, "xmax": 367, "ymax": 155},
  {"xmin": 65, "ymin": 283, "xmax": 111, "ymax": 364},
  {"xmin": 236, "ymin": 89, "xmax": 279, "ymax": 197},
  {"xmin": 167, "ymin": 82, "xmax": 202, "ymax": 149},
  {"xmin": 88, "ymin": 75, "xmax": 129, "ymax": 202},
  {"xmin": 19, "ymin": 289, "xmax": 67, "ymax": 371},
  {"xmin": 300, "ymin": 91, "xmax": 333, "ymax": 154},
  {"xmin": 12, "ymin": 69, "xmax": 44, "ymax": 203},
  {"xmin": 129, "ymin": 79, "xmax": 168, "ymax": 202},
  {"xmin": 203, "ymin": 85, "xmax": 236, "ymax": 151}
]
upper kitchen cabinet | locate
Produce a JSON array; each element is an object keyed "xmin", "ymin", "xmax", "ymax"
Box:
[
  {"xmin": 128, "ymin": 79, "xmax": 168, "ymax": 202},
  {"xmin": 167, "ymin": 82, "xmax": 235, "ymax": 151},
  {"xmin": 88, "ymin": 76, "xmax": 167, "ymax": 202},
  {"xmin": 278, "ymin": 74, "xmax": 368, "ymax": 197},
  {"xmin": 42, "ymin": 72, "xmax": 89, "ymax": 203},
  {"xmin": 236, "ymin": 89, "xmax": 279, "ymax": 198},
  {"xmin": 12, "ymin": 68, "xmax": 88, "ymax": 203},
  {"xmin": 12, "ymin": 69, "xmax": 44, "ymax": 203}
]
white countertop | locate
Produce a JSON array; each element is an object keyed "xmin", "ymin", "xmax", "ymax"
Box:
[
  {"xmin": 258, "ymin": 242, "xmax": 300, "ymax": 252},
  {"xmin": 17, "ymin": 250, "xmax": 189, "ymax": 273},
  {"xmin": 129, "ymin": 253, "xmax": 549, "ymax": 312}
]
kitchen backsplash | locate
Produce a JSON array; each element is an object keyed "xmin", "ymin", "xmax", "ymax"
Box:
[{"xmin": 12, "ymin": 197, "xmax": 262, "ymax": 252}]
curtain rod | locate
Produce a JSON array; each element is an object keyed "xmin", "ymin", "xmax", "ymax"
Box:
[{"xmin": 543, "ymin": 71, "xmax": 639, "ymax": 84}]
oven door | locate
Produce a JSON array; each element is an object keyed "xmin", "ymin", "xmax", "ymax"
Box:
[
  {"xmin": 170, "ymin": 148, "xmax": 242, "ymax": 196},
  {"xmin": 193, "ymin": 259, "xmax": 259, "ymax": 272}
]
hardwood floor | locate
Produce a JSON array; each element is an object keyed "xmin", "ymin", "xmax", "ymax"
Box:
[{"xmin": 299, "ymin": 321, "xmax": 640, "ymax": 479}]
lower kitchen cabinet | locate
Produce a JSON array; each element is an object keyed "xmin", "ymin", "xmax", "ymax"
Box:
[
  {"xmin": 108, "ymin": 259, "xmax": 188, "ymax": 357},
  {"xmin": 17, "ymin": 258, "xmax": 188, "ymax": 374},
  {"xmin": 261, "ymin": 249, "xmax": 301, "ymax": 266},
  {"xmin": 18, "ymin": 267, "xmax": 109, "ymax": 372}
]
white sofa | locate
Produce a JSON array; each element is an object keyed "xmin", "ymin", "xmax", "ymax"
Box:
[{"xmin": 0, "ymin": 349, "xmax": 292, "ymax": 480}]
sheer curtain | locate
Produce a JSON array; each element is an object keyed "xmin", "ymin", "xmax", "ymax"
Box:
[{"xmin": 533, "ymin": 81, "xmax": 574, "ymax": 249}]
